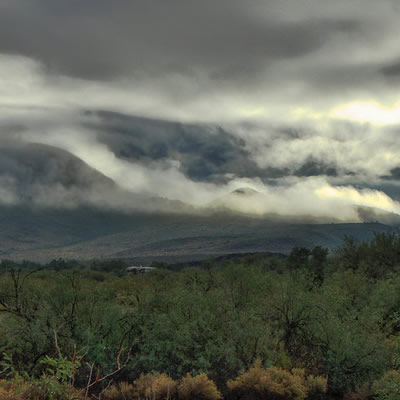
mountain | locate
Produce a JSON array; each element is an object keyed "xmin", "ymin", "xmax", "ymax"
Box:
[
  {"xmin": 0, "ymin": 141, "xmax": 115, "ymax": 189},
  {"xmin": 210, "ymin": 187, "xmax": 265, "ymax": 214},
  {"xmin": 0, "ymin": 203, "xmax": 394, "ymax": 262},
  {"xmin": 0, "ymin": 141, "xmax": 397, "ymax": 263},
  {"xmin": 0, "ymin": 141, "xmax": 192, "ymax": 213}
]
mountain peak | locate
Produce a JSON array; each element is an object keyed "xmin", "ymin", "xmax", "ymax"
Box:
[{"xmin": 231, "ymin": 187, "xmax": 259, "ymax": 196}]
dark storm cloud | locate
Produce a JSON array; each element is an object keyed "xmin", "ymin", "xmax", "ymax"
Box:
[
  {"xmin": 381, "ymin": 59, "xmax": 400, "ymax": 79},
  {"xmin": 0, "ymin": 0, "xmax": 362, "ymax": 83},
  {"xmin": 0, "ymin": 0, "xmax": 398, "ymax": 122},
  {"xmin": 89, "ymin": 111, "xmax": 265, "ymax": 182},
  {"xmin": 86, "ymin": 111, "xmax": 350, "ymax": 183},
  {"xmin": 382, "ymin": 167, "xmax": 400, "ymax": 181},
  {"xmin": 293, "ymin": 160, "xmax": 338, "ymax": 178}
]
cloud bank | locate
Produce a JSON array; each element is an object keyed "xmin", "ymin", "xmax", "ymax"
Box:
[{"xmin": 1, "ymin": 1, "xmax": 400, "ymax": 221}]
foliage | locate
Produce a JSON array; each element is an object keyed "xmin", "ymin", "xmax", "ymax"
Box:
[
  {"xmin": 0, "ymin": 235, "xmax": 400, "ymax": 398},
  {"xmin": 0, "ymin": 377, "xmax": 80, "ymax": 400},
  {"xmin": 177, "ymin": 373, "xmax": 221, "ymax": 400},
  {"xmin": 372, "ymin": 370, "xmax": 400, "ymax": 400},
  {"xmin": 305, "ymin": 375, "xmax": 328, "ymax": 399},
  {"xmin": 134, "ymin": 372, "xmax": 177, "ymax": 400},
  {"xmin": 227, "ymin": 361, "xmax": 308, "ymax": 400},
  {"xmin": 335, "ymin": 232, "xmax": 400, "ymax": 278},
  {"xmin": 102, "ymin": 382, "xmax": 135, "ymax": 400}
]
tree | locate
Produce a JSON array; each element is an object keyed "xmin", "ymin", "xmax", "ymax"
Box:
[
  {"xmin": 288, "ymin": 247, "xmax": 311, "ymax": 270},
  {"xmin": 309, "ymin": 246, "xmax": 329, "ymax": 285}
]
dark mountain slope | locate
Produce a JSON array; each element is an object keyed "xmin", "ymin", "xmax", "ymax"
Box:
[
  {"xmin": 0, "ymin": 141, "xmax": 115, "ymax": 192},
  {"xmin": 0, "ymin": 204, "xmax": 393, "ymax": 262}
]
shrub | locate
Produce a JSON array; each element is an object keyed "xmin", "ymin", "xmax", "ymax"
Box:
[
  {"xmin": 0, "ymin": 379, "xmax": 17, "ymax": 400},
  {"xmin": 0, "ymin": 377, "xmax": 80, "ymax": 400},
  {"xmin": 372, "ymin": 370, "xmax": 400, "ymax": 400},
  {"xmin": 102, "ymin": 382, "xmax": 135, "ymax": 400},
  {"xmin": 305, "ymin": 375, "xmax": 328, "ymax": 399},
  {"xmin": 102, "ymin": 385, "xmax": 122, "ymax": 400},
  {"xmin": 177, "ymin": 373, "xmax": 221, "ymax": 400},
  {"xmin": 344, "ymin": 386, "xmax": 373, "ymax": 400},
  {"xmin": 134, "ymin": 372, "xmax": 177, "ymax": 400},
  {"xmin": 227, "ymin": 361, "xmax": 308, "ymax": 400},
  {"xmin": 19, "ymin": 380, "xmax": 80, "ymax": 400}
]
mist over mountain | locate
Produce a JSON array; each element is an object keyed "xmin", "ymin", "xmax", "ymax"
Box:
[
  {"xmin": 1, "ymin": 111, "xmax": 400, "ymax": 221},
  {"xmin": 0, "ymin": 139, "xmax": 193, "ymax": 214},
  {"xmin": 0, "ymin": 118, "xmax": 398, "ymax": 262},
  {"xmin": 0, "ymin": 141, "xmax": 114, "ymax": 192}
]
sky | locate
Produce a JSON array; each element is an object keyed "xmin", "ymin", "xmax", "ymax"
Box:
[{"xmin": 1, "ymin": 0, "xmax": 400, "ymax": 221}]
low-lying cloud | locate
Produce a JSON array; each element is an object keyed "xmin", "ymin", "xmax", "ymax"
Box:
[
  {"xmin": 1, "ymin": 106, "xmax": 400, "ymax": 222},
  {"xmin": 1, "ymin": 0, "xmax": 400, "ymax": 226}
]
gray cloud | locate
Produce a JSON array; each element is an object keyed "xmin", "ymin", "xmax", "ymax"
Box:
[
  {"xmin": 0, "ymin": 0, "xmax": 398, "ymax": 119},
  {"xmin": 0, "ymin": 1, "xmax": 360, "ymax": 81},
  {"xmin": 0, "ymin": 0, "xmax": 396, "ymax": 106},
  {"xmin": 381, "ymin": 59, "xmax": 400, "ymax": 79},
  {"xmin": 89, "ymin": 111, "xmax": 264, "ymax": 182}
]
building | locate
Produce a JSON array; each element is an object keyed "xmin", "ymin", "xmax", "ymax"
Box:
[{"xmin": 126, "ymin": 266, "xmax": 155, "ymax": 274}]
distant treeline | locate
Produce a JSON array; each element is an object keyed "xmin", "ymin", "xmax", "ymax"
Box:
[{"xmin": 1, "ymin": 233, "xmax": 400, "ymax": 399}]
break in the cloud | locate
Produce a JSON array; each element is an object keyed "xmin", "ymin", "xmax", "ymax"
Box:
[{"xmin": 1, "ymin": 1, "xmax": 400, "ymax": 221}]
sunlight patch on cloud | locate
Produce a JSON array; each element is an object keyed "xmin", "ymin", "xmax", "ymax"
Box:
[
  {"xmin": 315, "ymin": 185, "xmax": 400, "ymax": 215},
  {"xmin": 239, "ymin": 107, "xmax": 266, "ymax": 117},
  {"xmin": 331, "ymin": 101, "xmax": 400, "ymax": 125}
]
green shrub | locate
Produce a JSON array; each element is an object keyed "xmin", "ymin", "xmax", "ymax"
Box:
[
  {"xmin": 19, "ymin": 380, "xmax": 79, "ymax": 400},
  {"xmin": 305, "ymin": 375, "xmax": 328, "ymax": 399},
  {"xmin": 373, "ymin": 370, "xmax": 400, "ymax": 400}
]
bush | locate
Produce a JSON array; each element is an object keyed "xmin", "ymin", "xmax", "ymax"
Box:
[
  {"xmin": 19, "ymin": 380, "xmax": 80, "ymax": 400},
  {"xmin": 0, "ymin": 379, "xmax": 18, "ymax": 400},
  {"xmin": 305, "ymin": 375, "xmax": 328, "ymax": 399},
  {"xmin": 177, "ymin": 373, "xmax": 221, "ymax": 400},
  {"xmin": 134, "ymin": 372, "xmax": 177, "ymax": 400},
  {"xmin": 343, "ymin": 385, "xmax": 373, "ymax": 400},
  {"xmin": 102, "ymin": 382, "xmax": 135, "ymax": 400},
  {"xmin": 372, "ymin": 370, "xmax": 400, "ymax": 400},
  {"xmin": 102, "ymin": 385, "xmax": 122, "ymax": 400},
  {"xmin": 0, "ymin": 377, "xmax": 81, "ymax": 400},
  {"xmin": 227, "ymin": 361, "xmax": 327, "ymax": 400}
]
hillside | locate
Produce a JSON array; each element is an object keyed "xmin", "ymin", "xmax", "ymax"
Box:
[{"xmin": 0, "ymin": 205, "xmax": 393, "ymax": 262}]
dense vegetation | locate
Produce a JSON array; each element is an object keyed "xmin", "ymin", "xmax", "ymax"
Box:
[{"xmin": 1, "ymin": 233, "xmax": 400, "ymax": 399}]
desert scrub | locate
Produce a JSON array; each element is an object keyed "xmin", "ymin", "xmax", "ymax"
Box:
[
  {"xmin": 134, "ymin": 372, "xmax": 177, "ymax": 400},
  {"xmin": 227, "ymin": 361, "xmax": 327, "ymax": 400},
  {"xmin": 102, "ymin": 382, "xmax": 135, "ymax": 400},
  {"xmin": 177, "ymin": 373, "xmax": 221, "ymax": 400}
]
